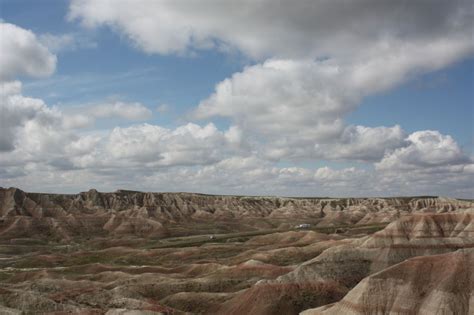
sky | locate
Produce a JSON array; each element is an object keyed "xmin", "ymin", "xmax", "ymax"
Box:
[{"xmin": 0, "ymin": 0, "xmax": 473, "ymax": 197}]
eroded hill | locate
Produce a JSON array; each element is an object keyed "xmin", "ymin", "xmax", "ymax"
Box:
[
  {"xmin": 1, "ymin": 187, "xmax": 472, "ymax": 241},
  {"xmin": 0, "ymin": 188, "xmax": 472, "ymax": 314}
]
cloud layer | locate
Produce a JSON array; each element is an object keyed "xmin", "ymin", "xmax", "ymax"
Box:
[
  {"xmin": 0, "ymin": 22, "xmax": 57, "ymax": 81},
  {"xmin": 63, "ymin": 101, "xmax": 153, "ymax": 129},
  {"xmin": 1, "ymin": 3, "xmax": 473, "ymax": 197},
  {"xmin": 69, "ymin": 0, "xmax": 473, "ymax": 59},
  {"xmin": 376, "ymin": 131, "xmax": 471, "ymax": 171},
  {"xmin": 2, "ymin": 79, "xmax": 472, "ymax": 197}
]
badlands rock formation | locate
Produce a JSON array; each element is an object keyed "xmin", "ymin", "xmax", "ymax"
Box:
[
  {"xmin": 217, "ymin": 211, "xmax": 474, "ymax": 314},
  {"xmin": 0, "ymin": 187, "xmax": 472, "ymax": 314},
  {"xmin": 0, "ymin": 187, "xmax": 472, "ymax": 241},
  {"xmin": 302, "ymin": 249, "xmax": 474, "ymax": 315}
]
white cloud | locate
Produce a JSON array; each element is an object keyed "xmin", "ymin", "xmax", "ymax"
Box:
[
  {"xmin": 376, "ymin": 130, "xmax": 471, "ymax": 171},
  {"xmin": 0, "ymin": 22, "xmax": 87, "ymax": 165},
  {"xmin": 312, "ymin": 125, "xmax": 406, "ymax": 162},
  {"xmin": 68, "ymin": 0, "xmax": 473, "ymax": 59},
  {"xmin": 68, "ymin": 1, "xmax": 473, "ymax": 164},
  {"xmin": 194, "ymin": 49, "xmax": 471, "ymax": 161},
  {"xmin": 195, "ymin": 59, "xmax": 349, "ymax": 143},
  {"xmin": 347, "ymin": 36, "xmax": 474, "ymax": 95},
  {"xmin": 0, "ymin": 22, "xmax": 56, "ymax": 81},
  {"xmin": 61, "ymin": 114, "xmax": 92, "ymax": 129},
  {"xmin": 1, "ymin": 9, "xmax": 473, "ymax": 198},
  {"xmin": 0, "ymin": 84, "xmax": 244, "ymax": 177},
  {"xmin": 260, "ymin": 123, "xmax": 407, "ymax": 162},
  {"xmin": 104, "ymin": 123, "xmax": 241, "ymax": 167},
  {"xmin": 0, "ymin": 81, "xmax": 59, "ymax": 152},
  {"xmin": 2, "ymin": 77, "xmax": 466, "ymax": 197},
  {"xmin": 0, "ymin": 81, "xmax": 102, "ymax": 175},
  {"xmin": 38, "ymin": 33, "xmax": 97, "ymax": 53},
  {"xmin": 94, "ymin": 101, "xmax": 152, "ymax": 120},
  {"xmin": 2, "ymin": 111, "xmax": 473, "ymax": 197},
  {"xmin": 138, "ymin": 159, "xmax": 473, "ymax": 197},
  {"xmin": 63, "ymin": 101, "xmax": 153, "ymax": 129}
]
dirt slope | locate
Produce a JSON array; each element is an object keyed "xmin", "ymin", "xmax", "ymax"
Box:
[
  {"xmin": 220, "ymin": 211, "xmax": 474, "ymax": 314},
  {"xmin": 302, "ymin": 249, "xmax": 474, "ymax": 315},
  {"xmin": 0, "ymin": 188, "xmax": 473, "ymax": 314},
  {"xmin": 1, "ymin": 187, "xmax": 472, "ymax": 241}
]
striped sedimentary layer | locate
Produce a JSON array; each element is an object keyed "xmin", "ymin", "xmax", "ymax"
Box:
[
  {"xmin": 220, "ymin": 212, "xmax": 474, "ymax": 314},
  {"xmin": 0, "ymin": 187, "xmax": 472, "ymax": 240},
  {"xmin": 302, "ymin": 249, "xmax": 474, "ymax": 315}
]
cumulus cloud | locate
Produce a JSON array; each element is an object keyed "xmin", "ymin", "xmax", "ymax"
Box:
[
  {"xmin": 139, "ymin": 157, "xmax": 369, "ymax": 196},
  {"xmin": 195, "ymin": 51, "xmax": 470, "ymax": 161},
  {"xmin": 3, "ymin": 149, "xmax": 473, "ymax": 197},
  {"xmin": 261, "ymin": 124, "xmax": 407, "ymax": 162},
  {"xmin": 0, "ymin": 23, "xmax": 99, "ymax": 172},
  {"xmin": 68, "ymin": 0, "xmax": 473, "ymax": 59},
  {"xmin": 94, "ymin": 101, "xmax": 152, "ymax": 120},
  {"xmin": 138, "ymin": 159, "xmax": 472, "ymax": 197},
  {"xmin": 1, "ymin": 5, "xmax": 473, "ymax": 197},
  {"xmin": 376, "ymin": 130, "xmax": 472, "ymax": 171},
  {"xmin": 195, "ymin": 42, "xmax": 473, "ymax": 128},
  {"xmin": 1, "ymin": 85, "xmax": 152, "ymax": 152},
  {"xmin": 1, "ymin": 93, "xmax": 472, "ymax": 197},
  {"xmin": 0, "ymin": 22, "xmax": 57, "ymax": 81},
  {"xmin": 69, "ymin": 1, "xmax": 473, "ymax": 163},
  {"xmin": 68, "ymin": 0, "xmax": 473, "ymax": 161},
  {"xmin": 104, "ymin": 123, "xmax": 242, "ymax": 167},
  {"xmin": 312, "ymin": 125, "xmax": 407, "ymax": 162},
  {"xmin": 0, "ymin": 94, "xmax": 243, "ymax": 172},
  {"xmin": 195, "ymin": 59, "xmax": 349, "ymax": 143},
  {"xmin": 0, "ymin": 80, "xmax": 102, "ymax": 172},
  {"xmin": 0, "ymin": 81, "xmax": 58, "ymax": 152},
  {"xmin": 0, "ymin": 80, "xmax": 243, "ymax": 175},
  {"xmin": 0, "ymin": 22, "xmax": 240, "ymax": 180},
  {"xmin": 63, "ymin": 101, "xmax": 153, "ymax": 129}
]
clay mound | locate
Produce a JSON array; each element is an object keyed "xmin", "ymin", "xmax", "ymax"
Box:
[
  {"xmin": 81, "ymin": 262, "xmax": 226, "ymax": 284},
  {"xmin": 219, "ymin": 212, "xmax": 473, "ymax": 313},
  {"xmin": 246, "ymin": 231, "xmax": 330, "ymax": 247},
  {"xmin": 103, "ymin": 209, "xmax": 167, "ymax": 238},
  {"xmin": 73, "ymin": 263, "xmax": 175, "ymax": 276},
  {"xmin": 1, "ymin": 188, "xmax": 473, "ymax": 314},
  {"xmin": 278, "ymin": 212, "xmax": 474, "ymax": 288},
  {"xmin": 216, "ymin": 281, "xmax": 347, "ymax": 315},
  {"xmin": 232, "ymin": 239, "xmax": 348, "ymax": 267},
  {"xmin": 364, "ymin": 211, "xmax": 474, "ymax": 245},
  {"xmin": 219, "ymin": 260, "xmax": 293, "ymax": 279},
  {"xmin": 360, "ymin": 211, "xmax": 474, "ymax": 270},
  {"xmin": 0, "ymin": 217, "xmax": 32, "ymax": 239},
  {"xmin": 9, "ymin": 270, "xmax": 52, "ymax": 283},
  {"xmin": 302, "ymin": 249, "xmax": 474, "ymax": 315},
  {"xmin": 105, "ymin": 310, "xmax": 168, "ymax": 315},
  {"xmin": 174, "ymin": 262, "xmax": 228, "ymax": 277},
  {"xmin": 0, "ymin": 286, "xmax": 104, "ymax": 314},
  {"xmin": 160, "ymin": 291, "xmax": 234, "ymax": 313},
  {"xmin": 110, "ymin": 271, "xmax": 256, "ymax": 303},
  {"xmin": 1, "ymin": 187, "xmax": 472, "ymax": 241},
  {"xmin": 0, "ymin": 305, "xmax": 22, "ymax": 315}
]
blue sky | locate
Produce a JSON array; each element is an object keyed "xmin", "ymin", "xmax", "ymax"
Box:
[
  {"xmin": 1, "ymin": 1, "xmax": 473, "ymax": 197},
  {"xmin": 349, "ymin": 58, "xmax": 474, "ymax": 151}
]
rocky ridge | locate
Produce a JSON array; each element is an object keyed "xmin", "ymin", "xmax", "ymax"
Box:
[
  {"xmin": 0, "ymin": 187, "xmax": 472, "ymax": 241},
  {"xmin": 217, "ymin": 211, "xmax": 474, "ymax": 314},
  {"xmin": 302, "ymin": 248, "xmax": 474, "ymax": 315},
  {"xmin": 0, "ymin": 187, "xmax": 473, "ymax": 314}
]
